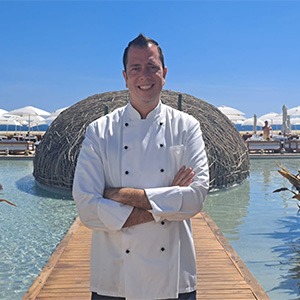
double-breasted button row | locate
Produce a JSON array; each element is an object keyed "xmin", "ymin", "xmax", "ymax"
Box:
[
  {"xmin": 124, "ymin": 122, "xmax": 163, "ymax": 126},
  {"xmin": 124, "ymin": 169, "xmax": 165, "ymax": 175},
  {"xmin": 125, "ymin": 248, "xmax": 165, "ymax": 254},
  {"xmin": 123, "ymin": 144, "xmax": 163, "ymax": 149}
]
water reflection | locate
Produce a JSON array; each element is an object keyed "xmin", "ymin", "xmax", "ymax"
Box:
[
  {"xmin": 205, "ymin": 181, "xmax": 250, "ymax": 240},
  {"xmin": 265, "ymin": 216, "xmax": 300, "ymax": 297},
  {"xmin": 262, "ymin": 167, "xmax": 272, "ymax": 185},
  {"xmin": 0, "ymin": 160, "xmax": 78, "ymax": 300},
  {"xmin": 1, "ymin": 158, "xmax": 300, "ymax": 299},
  {"xmin": 204, "ymin": 159, "xmax": 300, "ymax": 299},
  {"xmin": 16, "ymin": 174, "xmax": 72, "ymax": 200}
]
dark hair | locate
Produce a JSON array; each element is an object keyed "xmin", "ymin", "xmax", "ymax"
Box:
[{"xmin": 122, "ymin": 34, "xmax": 165, "ymax": 71}]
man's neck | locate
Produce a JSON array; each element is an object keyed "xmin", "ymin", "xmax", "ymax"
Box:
[{"xmin": 131, "ymin": 101, "xmax": 160, "ymax": 119}]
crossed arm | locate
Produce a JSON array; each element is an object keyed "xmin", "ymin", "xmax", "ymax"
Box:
[{"xmin": 104, "ymin": 166, "xmax": 195, "ymax": 228}]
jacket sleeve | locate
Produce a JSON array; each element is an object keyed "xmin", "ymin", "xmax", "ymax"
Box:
[
  {"xmin": 144, "ymin": 120, "xmax": 209, "ymax": 222},
  {"xmin": 72, "ymin": 124, "xmax": 133, "ymax": 232}
]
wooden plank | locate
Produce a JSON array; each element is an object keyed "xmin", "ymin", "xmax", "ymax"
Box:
[
  {"xmin": 198, "ymin": 212, "xmax": 269, "ymax": 300},
  {"xmin": 22, "ymin": 218, "xmax": 90, "ymax": 300},
  {"xmin": 23, "ymin": 213, "xmax": 269, "ymax": 300}
]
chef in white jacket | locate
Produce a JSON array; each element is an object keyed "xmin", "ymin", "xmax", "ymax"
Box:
[{"xmin": 72, "ymin": 34, "xmax": 209, "ymax": 300}]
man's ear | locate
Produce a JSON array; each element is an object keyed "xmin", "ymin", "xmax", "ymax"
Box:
[
  {"xmin": 162, "ymin": 67, "xmax": 168, "ymax": 86},
  {"xmin": 163, "ymin": 66, "xmax": 168, "ymax": 79}
]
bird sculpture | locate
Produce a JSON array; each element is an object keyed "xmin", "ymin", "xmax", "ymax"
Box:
[
  {"xmin": 0, "ymin": 183, "xmax": 16, "ymax": 207},
  {"xmin": 273, "ymin": 163, "xmax": 300, "ymax": 209}
]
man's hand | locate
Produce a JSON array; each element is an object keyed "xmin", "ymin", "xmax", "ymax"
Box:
[
  {"xmin": 172, "ymin": 166, "xmax": 195, "ymax": 186},
  {"xmin": 103, "ymin": 188, "xmax": 154, "ymax": 228},
  {"xmin": 123, "ymin": 207, "xmax": 154, "ymax": 228},
  {"xmin": 104, "ymin": 166, "xmax": 194, "ymax": 228},
  {"xmin": 104, "ymin": 187, "xmax": 152, "ymax": 210}
]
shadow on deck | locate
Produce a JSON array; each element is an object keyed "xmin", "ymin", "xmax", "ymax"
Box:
[{"xmin": 23, "ymin": 212, "xmax": 269, "ymax": 300}]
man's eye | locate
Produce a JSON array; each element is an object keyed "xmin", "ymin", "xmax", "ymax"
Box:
[
  {"xmin": 149, "ymin": 66, "xmax": 159, "ymax": 72},
  {"xmin": 130, "ymin": 67, "xmax": 139, "ymax": 74}
]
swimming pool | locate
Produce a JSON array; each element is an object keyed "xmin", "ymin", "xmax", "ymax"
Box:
[
  {"xmin": 204, "ymin": 158, "xmax": 300, "ymax": 299},
  {"xmin": 0, "ymin": 158, "xmax": 299, "ymax": 299},
  {"xmin": 0, "ymin": 159, "xmax": 78, "ymax": 300}
]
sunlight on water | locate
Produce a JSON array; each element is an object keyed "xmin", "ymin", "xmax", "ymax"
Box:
[
  {"xmin": 0, "ymin": 160, "xmax": 78, "ymax": 300},
  {"xmin": 1, "ymin": 159, "xmax": 299, "ymax": 299},
  {"xmin": 204, "ymin": 158, "xmax": 300, "ymax": 300}
]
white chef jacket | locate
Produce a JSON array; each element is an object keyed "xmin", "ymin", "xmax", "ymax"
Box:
[{"xmin": 72, "ymin": 101, "xmax": 209, "ymax": 300}]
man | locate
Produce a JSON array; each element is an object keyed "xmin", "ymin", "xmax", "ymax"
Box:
[
  {"xmin": 262, "ymin": 120, "xmax": 272, "ymax": 140},
  {"xmin": 72, "ymin": 34, "xmax": 209, "ymax": 300}
]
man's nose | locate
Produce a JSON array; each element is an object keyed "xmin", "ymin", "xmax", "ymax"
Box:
[{"xmin": 140, "ymin": 67, "xmax": 151, "ymax": 78}]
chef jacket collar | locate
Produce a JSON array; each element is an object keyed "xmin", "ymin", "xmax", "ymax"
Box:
[{"xmin": 127, "ymin": 101, "xmax": 163, "ymax": 121}]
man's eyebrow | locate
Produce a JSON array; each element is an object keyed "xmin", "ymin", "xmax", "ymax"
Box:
[{"xmin": 128, "ymin": 63, "xmax": 141, "ymax": 68}]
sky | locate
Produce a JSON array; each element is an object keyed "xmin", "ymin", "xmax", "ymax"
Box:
[{"xmin": 1, "ymin": 0, "xmax": 300, "ymax": 118}]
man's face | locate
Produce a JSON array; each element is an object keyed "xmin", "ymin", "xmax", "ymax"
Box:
[{"xmin": 123, "ymin": 44, "xmax": 167, "ymax": 111}]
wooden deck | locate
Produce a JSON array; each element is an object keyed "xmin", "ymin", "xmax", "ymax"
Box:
[{"xmin": 23, "ymin": 212, "xmax": 269, "ymax": 300}]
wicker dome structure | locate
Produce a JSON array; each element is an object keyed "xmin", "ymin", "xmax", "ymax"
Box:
[{"xmin": 33, "ymin": 90, "xmax": 249, "ymax": 194}]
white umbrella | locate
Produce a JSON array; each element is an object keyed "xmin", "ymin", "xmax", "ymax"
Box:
[
  {"xmin": 0, "ymin": 116, "xmax": 22, "ymax": 132},
  {"xmin": 50, "ymin": 106, "xmax": 69, "ymax": 117},
  {"xmin": 46, "ymin": 106, "xmax": 69, "ymax": 125},
  {"xmin": 282, "ymin": 105, "xmax": 289, "ymax": 136},
  {"xmin": 287, "ymin": 115, "xmax": 291, "ymax": 133},
  {"xmin": 290, "ymin": 117, "xmax": 300, "ymax": 125},
  {"xmin": 6, "ymin": 106, "xmax": 50, "ymax": 136},
  {"xmin": 0, "ymin": 116, "xmax": 22, "ymax": 126},
  {"xmin": 242, "ymin": 116, "xmax": 264, "ymax": 127},
  {"xmin": 7, "ymin": 105, "xmax": 50, "ymax": 117},
  {"xmin": 224, "ymin": 114, "xmax": 247, "ymax": 124},
  {"xmin": 218, "ymin": 105, "xmax": 246, "ymax": 124},
  {"xmin": 45, "ymin": 115, "xmax": 57, "ymax": 125},
  {"xmin": 17, "ymin": 115, "xmax": 47, "ymax": 132},
  {"xmin": 259, "ymin": 112, "xmax": 279, "ymax": 122},
  {"xmin": 265, "ymin": 115, "xmax": 282, "ymax": 126},
  {"xmin": 0, "ymin": 109, "xmax": 8, "ymax": 116},
  {"xmin": 17, "ymin": 115, "xmax": 46, "ymax": 124},
  {"xmin": 287, "ymin": 105, "xmax": 300, "ymax": 117},
  {"xmin": 218, "ymin": 105, "xmax": 245, "ymax": 116},
  {"xmin": 253, "ymin": 114, "xmax": 258, "ymax": 133}
]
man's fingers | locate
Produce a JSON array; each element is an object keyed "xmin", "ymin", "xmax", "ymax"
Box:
[
  {"xmin": 172, "ymin": 166, "xmax": 185, "ymax": 185},
  {"xmin": 172, "ymin": 166, "xmax": 195, "ymax": 186},
  {"xmin": 172, "ymin": 166, "xmax": 186, "ymax": 185},
  {"xmin": 179, "ymin": 171, "xmax": 195, "ymax": 186}
]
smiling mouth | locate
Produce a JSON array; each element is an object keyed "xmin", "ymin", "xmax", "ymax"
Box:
[{"xmin": 138, "ymin": 84, "xmax": 153, "ymax": 90}]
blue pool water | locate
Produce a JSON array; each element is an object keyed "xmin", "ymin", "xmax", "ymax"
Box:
[
  {"xmin": 0, "ymin": 159, "xmax": 78, "ymax": 299},
  {"xmin": 204, "ymin": 158, "xmax": 300, "ymax": 300},
  {"xmin": 0, "ymin": 158, "xmax": 299, "ymax": 299}
]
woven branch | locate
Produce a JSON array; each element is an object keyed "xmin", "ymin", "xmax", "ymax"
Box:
[{"xmin": 33, "ymin": 90, "xmax": 249, "ymax": 193}]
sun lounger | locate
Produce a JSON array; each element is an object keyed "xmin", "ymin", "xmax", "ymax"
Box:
[
  {"xmin": 246, "ymin": 140, "xmax": 282, "ymax": 153},
  {"xmin": 283, "ymin": 140, "xmax": 300, "ymax": 153},
  {"xmin": 0, "ymin": 141, "xmax": 35, "ymax": 155}
]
